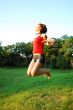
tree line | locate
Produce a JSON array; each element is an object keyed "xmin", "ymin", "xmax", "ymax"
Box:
[{"xmin": 0, "ymin": 35, "xmax": 73, "ymax": 69}]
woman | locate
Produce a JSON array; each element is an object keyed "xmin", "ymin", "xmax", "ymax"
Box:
[{"xmin": 27, "ymin": 23, "xmax": 55, "ymax": 79}]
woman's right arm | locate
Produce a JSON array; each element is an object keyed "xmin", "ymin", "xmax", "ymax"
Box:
[{"xmin": 45, "ymin": 38, "xmax": 56, "ymax": 46}]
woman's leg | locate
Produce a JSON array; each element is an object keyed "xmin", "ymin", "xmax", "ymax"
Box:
[
  {"xmin": 31, "ymin": 59, "xmax": 51, "ymax": 78},
  {"xmin": 27, "ymin": 59, "xmax": 35, "ymax": 76}
]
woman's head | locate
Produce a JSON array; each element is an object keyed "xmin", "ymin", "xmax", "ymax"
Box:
[{"xmin": 35, "ymin": 23, "xmax": 47, "ymax": 34}]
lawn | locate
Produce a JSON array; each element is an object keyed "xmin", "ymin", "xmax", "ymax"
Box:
[{"xmin": 0, "ymin": 67, "xmax": 73, "ymax": 110}]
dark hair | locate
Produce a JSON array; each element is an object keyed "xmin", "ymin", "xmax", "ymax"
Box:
[{"xmin": 38, "ymin": 23, "xmax": 47, "ymax": 34}]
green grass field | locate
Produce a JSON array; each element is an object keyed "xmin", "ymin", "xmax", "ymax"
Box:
[{"xmin": 0, "ymin": 67, "xmax": 73, "ymax": 110}]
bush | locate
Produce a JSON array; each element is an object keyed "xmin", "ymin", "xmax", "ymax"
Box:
[
  {"xmin": 50, "ymin": 55, "xmax": 58, "ymax": 69},
  {"xmin": 57, "ymin": 55, "xmax": 71, "ymax": 69}
]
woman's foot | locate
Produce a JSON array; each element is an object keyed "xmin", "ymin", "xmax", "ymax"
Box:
[
  {"xmin": 43, "ymin": 68, "xmax": 51, "ymax": 79},
  {"xmin": 44, "ymin": 72, "xmax": 51, "ymax": 79}
]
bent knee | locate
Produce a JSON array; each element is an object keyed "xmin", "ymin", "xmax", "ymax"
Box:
[
  {"xmin": 31, "ymin": 70, "xmax": 37, "ymax": 76},
  {"xmin": 27, "ymin": 71, "xmax": 31, "ymax": 76}
]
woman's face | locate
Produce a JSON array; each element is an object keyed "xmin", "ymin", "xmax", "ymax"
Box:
[{"xmin": 35, "ymin": 24, "xmax": 42, "ymax": 34}]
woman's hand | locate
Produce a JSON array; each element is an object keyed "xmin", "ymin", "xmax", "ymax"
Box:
[
  {"xmin": 47, "ymin": 38, "xmax": 56, "ymax": 46},
  {"xmin": 41, "ymin": 34, "xmax": 56, "ymax": 46}
]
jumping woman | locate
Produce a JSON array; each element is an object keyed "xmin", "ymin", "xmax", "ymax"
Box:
[{"xmin": 27, "ymin": 23, "xmax": 55, "ymax": 79}]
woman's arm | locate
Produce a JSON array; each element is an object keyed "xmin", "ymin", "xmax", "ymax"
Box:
[
  {"xmin": 45, "ymin": 38, "xmax": 56, "ymax": 46},
  {"xmin": 41, "ymin": 34, "xmax": 55, "ymax": 46}
]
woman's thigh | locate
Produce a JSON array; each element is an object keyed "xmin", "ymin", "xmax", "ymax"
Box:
[
  {"xmin": 27, "ymin": 59, "xmax": 35, "ymax": 76},
  {"xmin": 31, "ymin": 59, "xmax": 43, "ymax": 76}
]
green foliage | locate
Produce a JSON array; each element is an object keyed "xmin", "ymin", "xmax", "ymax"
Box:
[
  {"xmin": 0, "ymin": 42, "xmax": 32, "ymax": 67},
  {"xmin": 0, "ymin": 35, "xmax": 73, "ymax": 69},
  {"xmin": 57, "ymin": 55, "xmax": 71, "ymax": 69},
  {"xmin": 45, "ymin": 35, "xmax": 73, "ymax": 69}
]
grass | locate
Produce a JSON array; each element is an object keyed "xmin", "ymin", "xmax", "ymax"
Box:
[{"xmin": 0, "ymin": 67, "xmax": 73, "ymax": 110}]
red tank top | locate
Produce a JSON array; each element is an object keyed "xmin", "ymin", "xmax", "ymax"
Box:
[{"xmin": 33, "ymin": 35, "xmax": 44, "ymax": 54}]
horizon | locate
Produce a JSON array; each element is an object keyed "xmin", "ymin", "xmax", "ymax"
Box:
[{"xmin": 0, "ymin": 34, "xmax": 72, "ymax": 46}]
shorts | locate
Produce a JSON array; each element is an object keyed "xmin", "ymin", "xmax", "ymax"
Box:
[{"xmin": 32, "ymin": 54, "xmax": 45, "ymax": 65}]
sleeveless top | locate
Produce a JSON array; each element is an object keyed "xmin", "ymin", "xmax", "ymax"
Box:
[{"xmin": 33, "ymin": 35, "xmax": 44, "ymax": 54}]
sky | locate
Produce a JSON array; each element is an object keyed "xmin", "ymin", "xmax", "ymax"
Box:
[{"xmin": 0, "ymin": 0, "xmax": 73, "ymax": 46}]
